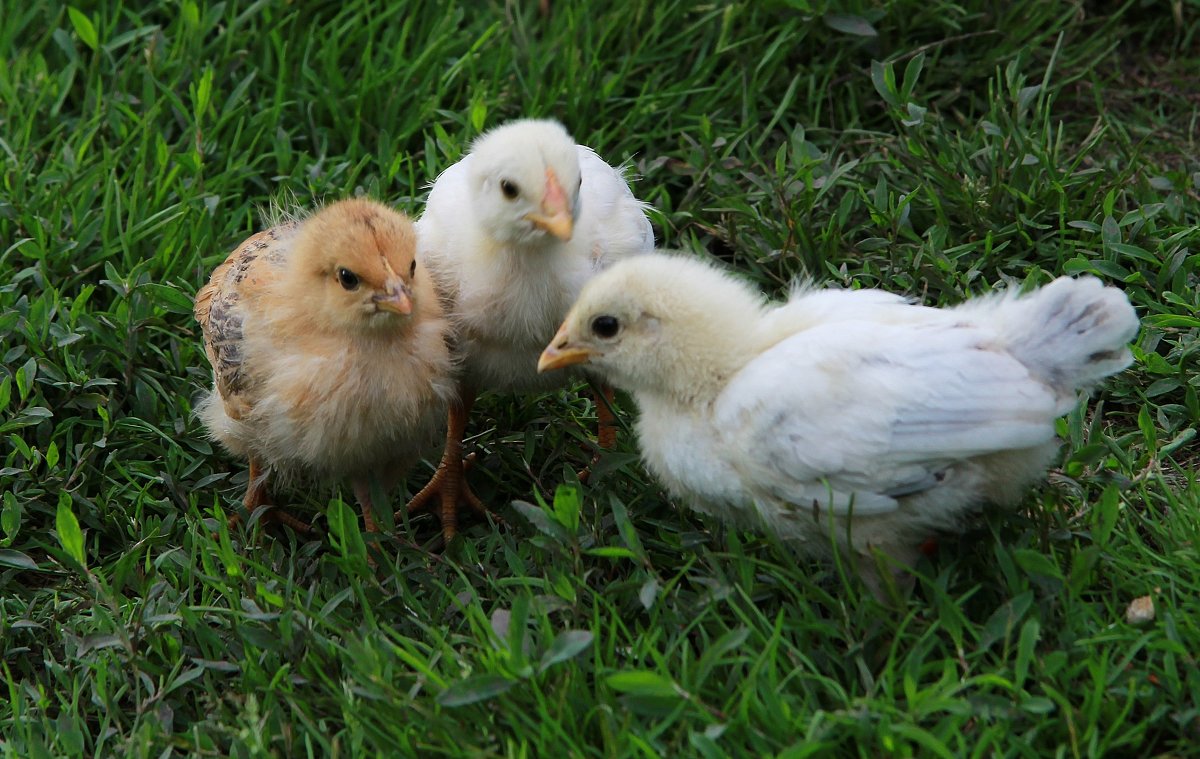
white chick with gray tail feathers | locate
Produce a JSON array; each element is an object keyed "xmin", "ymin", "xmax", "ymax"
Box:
[
  {"xmin": 538, "ymin": 253, "xmax": 1139, "ymax": 599},
  {"xmin": 406, "ymin": 119, "xmax": 654, "ymax": 538}
]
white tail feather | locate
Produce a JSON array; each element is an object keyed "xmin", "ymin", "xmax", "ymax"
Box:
[{"xmin": 961, "ymin": 277, "xmax": 1139, "ymax": 390}]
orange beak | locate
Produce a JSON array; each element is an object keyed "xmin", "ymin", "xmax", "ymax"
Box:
[
  {"xmin": 524, "ymin": 168, "xmax": 574, "ymax": 241},
  {"xmin": 537, "ymin": 323, "xmax": 595, "ymax": 373},
  {"xmin": 373, "ymin": 281, "xmax": 413, "ymax": 315}
]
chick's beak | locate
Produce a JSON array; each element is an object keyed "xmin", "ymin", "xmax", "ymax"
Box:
[
  {"xmin": 373, "ymin": 280, "xmax": 413, "ymax": 315},
  {"xmin": 525, "ymin": 168, "xmax": 574, "ymax": 241},
  {"xmin": 538, "ymin": 323, "xmax": 595, "ymax": 373}
]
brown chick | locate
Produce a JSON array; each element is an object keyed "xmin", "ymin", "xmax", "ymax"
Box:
[{"xmin": 194, "ymin": 198, "xmax": 454, "ymax": 536}]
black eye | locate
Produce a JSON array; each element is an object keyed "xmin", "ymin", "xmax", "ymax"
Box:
[
  {"xmin": 409, "ymin": 260, "xmax": 417, "ymax": 277},
  {"xmin": 591, "ymin": 315, "xmax": 620, "ymax": 339},
  {"xmin": 337, "ymin": 267, "xmax": 359, "ymax": 290},
  {"xmin": 499, "ymin": 179, "xmax": 519, "ymax": 199}
]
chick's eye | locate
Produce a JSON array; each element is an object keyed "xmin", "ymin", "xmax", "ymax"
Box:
[
  {"xmin": 499, "ymin": 179, "xmax": 519, "ymax": 199},
  {"xmin": 591, "ymin": 315, "xmax": 620, "ymax": 339},
  {"xmin": 409, "ymin": 260, "xmax": 417, "ymax": 277},
  {"xmin": 337, "ymin": 268, "xmax": 359, "ymax": 290}
]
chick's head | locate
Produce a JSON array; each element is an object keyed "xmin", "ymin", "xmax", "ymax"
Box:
[
  {"xmin": 467, "ymin": 119, "xmax": 581, "ymax": 247},
  {"xmin": 537, "ymin": 253, "xmax": 765, "ymax": 402},
  {"xmin": 287, "ymin": 198, "xmax": 422, "ymax": 334}
]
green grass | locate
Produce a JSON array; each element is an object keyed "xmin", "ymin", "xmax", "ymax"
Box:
[{"xmin": 2, "ymin": 0, "xmax": 1199, "ymax": 756}]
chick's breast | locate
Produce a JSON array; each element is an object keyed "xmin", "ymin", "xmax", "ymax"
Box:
[{"xmin": 239, "ymin": 310, "xmax": 453, "ymax": 478}]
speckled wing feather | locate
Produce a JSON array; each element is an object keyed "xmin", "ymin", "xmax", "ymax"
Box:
[{"xmin": 193, "ymin": 224, "xmax": 295, "ymax": 419}]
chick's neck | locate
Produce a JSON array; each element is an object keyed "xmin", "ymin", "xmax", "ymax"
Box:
[{"xmin": 634, "ymin": 330, "xmax": 757, "ymax": 411}]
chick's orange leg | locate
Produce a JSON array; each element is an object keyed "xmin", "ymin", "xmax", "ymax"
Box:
[
  {"xmin": 242, "ymin": 456, "xmax": 269, "ymax": 514},
  {"xmin": 352, "ymin": 478, "xmax": 380, "ymax": 535},
  {"xmin": 230, "ymin": 456, "xmax": 313, "ymax": 534},
  {"xmin": 578, "ymin": 384, "xmax": 618, "ymax": 483},
  {"xmin": 402, "ymin": 394, "xmax": 491, "ymax": 539},
  {"xmin": 596, "ymin": 384, "xmax": 618, "ymax": 450}
]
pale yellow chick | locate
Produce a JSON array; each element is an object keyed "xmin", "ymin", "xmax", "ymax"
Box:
[
  {"xmin": 194, "ymin": 198, "xmax": 455, "ymax": 534},
  {"xmin": 539, "ymin": 253, "xmax": 1138, "ymax": 598}
]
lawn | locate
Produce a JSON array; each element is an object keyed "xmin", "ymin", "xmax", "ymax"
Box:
[{"xmin": 2, "ymin": 1, "xmax": 1198, "ymax": 756}]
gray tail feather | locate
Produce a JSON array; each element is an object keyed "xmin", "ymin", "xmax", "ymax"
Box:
[{"xmin": 970, "ymin": 277, "xmax": 1139, "ymax": 390}]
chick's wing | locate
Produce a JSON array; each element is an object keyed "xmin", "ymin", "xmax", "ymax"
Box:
[
  {"xmin": 194, "ymin": 226, "xmax": 292, "ymax": 419},
  {"xmin": 574, "ymin": 147, "xmax": 654, "ymax": 267},
  {"xmin": 714, "ymin": 319, "xmax": 1061, "ymax": 515}
]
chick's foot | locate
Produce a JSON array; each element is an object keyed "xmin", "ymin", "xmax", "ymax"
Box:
[
  {"xmin": 226, "ymin": 457, "xmax": 314, "ymax": 534},
  {"xmin": 399, "ymin": 398, "xmax": 497, "ymax": 540},
  {"xmin": 403, "ymin": 453, "xmax": 491, "ymax": 539}
]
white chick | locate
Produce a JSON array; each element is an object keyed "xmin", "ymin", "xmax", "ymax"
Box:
[
  {"xmin": 538, "ymin": 253, "xmax": 1139, "ymax": 596},
  {"xmin": 409, "ymin": 118, "xmax": 654, "ymax": 537},
  {"xmin": 194, "ymin": 198, "xmax": 454, "ymax": 535}
]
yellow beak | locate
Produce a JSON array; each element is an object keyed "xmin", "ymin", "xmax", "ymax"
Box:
[
  {"xmin": 524, "ymin": 168, "xmax": 574, "ymax": 241},
  {"xmin": 373, "ymin": 282, "xmax": 413, "ymax": 315},
  {"xmin": 537, "ymin": 324, "xmax": 595, "ymax": 373}
]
